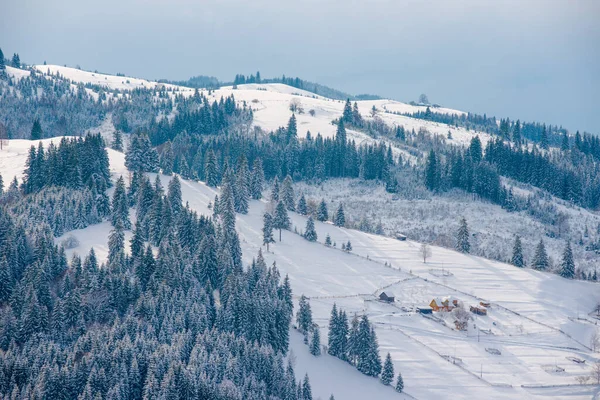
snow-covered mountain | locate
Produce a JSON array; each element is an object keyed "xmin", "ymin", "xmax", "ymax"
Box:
[{"xmin": 2, "ymin": 137, "xmax": 599, "ymax": 400}]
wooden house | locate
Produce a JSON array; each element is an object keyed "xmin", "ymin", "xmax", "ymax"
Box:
[
  {"xmin": 429, "ymin": 296, "xmax": 460, "ymax": 312},
  {"xmin": 379, "ymin": 291, "xmax": 395, "ymax": 303}
]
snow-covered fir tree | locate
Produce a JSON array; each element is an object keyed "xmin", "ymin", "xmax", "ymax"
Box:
[
  {"xmin": 317, "ymin": 198, "xmax": 328, "ymax": 222},
  {"xmin": 274, "ymin": 200, "xmax": 290, "ymax": 241},
  {"xmin": 262, "ymin": 212, "xmax": 275, "ymax": 251},
  {"xmin": 296, "ymin": 294, "xmax": 313, "ymax": 335},
  {"xmin": 250, "ymin": 157, "xmax": 264, "ymax": 199},
  {"xmin": 303, "ymin": 216, "xmax": 318, "ymax": 242},
  {"xmin": 310, "ymin": 326, "xmax": 321, "ymax": 356},
  {"xmin": 560, "ymin": 240, "xmax": 575, "ymax": 279},
  {"xmin": 511, "ymin": 235, "xmax": 525, "ymax": 267},
  {"xmin": 281, "ymin": 175, "xmax": 295, "ymax": 211},
  {"xmin": 395, "ymin": 373, "xmax": 404, "ymax": 392},
  {"xmin": 111, "ymin": 176, "xmax": 130, "ymax": 229},
  {"xmin": 325, "ymin": 233, "xmax": 332, "ymax": 246},
  {"xmin": 381, "ymin": 353, "xmax": 394, "ymax": 385},
  {"xmin": 111, "ymin": 130, "xmax": 123, "ymax": 152},
  {"xmin": 334, "ymin": 203, "xmax": 345, "ymax": 227},
  {"xmin": 532, "ymin": 239, "xmax": 549, "ymax": 270},
  {"xmin": 271, "ymin": 176, "xmax": 280, "ymax": 203},
  {"xmin": 456, "ymin": 217, "xmax": 471, "ymax": 253},
  {"xmin": 297, "ymin": 194, "xmax": 308, "ymax": 215}
]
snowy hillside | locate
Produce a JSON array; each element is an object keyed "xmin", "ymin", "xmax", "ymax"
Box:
[
  {"xmin": 22, "ymin": 64, "xmax": 491, "ymax": 151},
  {"xmin": 2, "ymin": 138, "xmax": 596, "ymax": 399}
]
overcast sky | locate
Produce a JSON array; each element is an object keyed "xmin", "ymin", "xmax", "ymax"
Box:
[{"xmin": 2, "ymin": 0, "xmax": 599, "ymax": 132}]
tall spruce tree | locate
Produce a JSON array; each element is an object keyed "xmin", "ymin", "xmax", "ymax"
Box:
[
  {"xmin": 296, "ymin": 295, "xmax": 313, "ymax": 334},
  {"xmin": 310, "ymin": 327, "xmax": 321, "ymax": 356},
  {"xmin": 271, "ymin": 176, "xmax": 280, "ymax": 203},
  {"xmin": 234, "ymin": 157, "xmax": 250, "ymax": 214},
  {"xmin": 560, "ymin": 241, "xmax": 575, "ymax": 279},
  {"xmin": 317, "ymin": 199, "xmax": 328, "ymax": 222},
  {"xmin": 456, "ymin": 217, "xmax": 471, "ymax": 253},
  {"xmin": 262, "ymin": 213, "xmax": 275, "ymax": 251},
  {"xmin": 532, "ymin": 239, "xmax": 549, "ymax": 270},
  {"xmin": 334, "ymin": 204, "xmax": 345, "ymax": 227},
  {"xmin": 111, "ymin": 176, "xmax": 130, "ymax": 229},
  {"xmin": 204, "ymin": 150, "xmax": 219, "ymax": 187},
  {"xmin": 297, "ymin": 194, "xmax": 307, "ymax": 215},
  {"xmin": 511, "ymin": 235, "xmax": 525, "ymax": 267},
  {"xmin": 395, "ymin": 373, "xmax": 404, "ymax": 393},
  {"xmin": 31, "ymin": 119, "xmax": 43, "ymax": 140},
  {"xmin": 281, "ymin": 175, "xmax": 295, "ymax": 211},
  {"xmin": 250, "ymin": 158, "xmax": 265, "ymax": 199},
  {"xmin": 273, "ymin": 200, "xmax": 290, "ymax": 241},
  {"xmin": 381, "ymin": 353, "xmax": 394, "ymax": 385},
  {"xmin": 303, "ymin": 216, "xmax": 317, "ymax": 242},
  {"xmin": 425, "ymin": 150, "xmax": 439, "ymax": 191},
  {"xmin": 111, "ymin": 130, "xmax": 123, "ymax": 152}
]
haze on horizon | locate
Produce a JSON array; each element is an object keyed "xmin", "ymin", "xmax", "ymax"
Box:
[{"xmin": 2, "ymin": 0, "xmax": 598, "ymax": 133}]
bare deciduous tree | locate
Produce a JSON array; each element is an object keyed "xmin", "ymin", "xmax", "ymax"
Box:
[
  {"xmin": 420, "ymin": 243, "xmax": 432, "ymax": 263},
  {"xmin": 590, "ymin": 329, "xmax": 600, "ymax": 352},
  {"xmin": 592, "ymin": 361, "xmax": 600, "ymax": 385}
]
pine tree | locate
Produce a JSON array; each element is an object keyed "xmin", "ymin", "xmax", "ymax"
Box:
[
  {"xmin": 513, "ymin": 120, "xmax": 522, "ymax": 145},
  {"xmin": 111, "ymin": 130, "xmax": 123, "ymax": 152},
  {"xmin": 271, "ymin": 176, "xmax": 280, "ymax": 203},
  {"xmin": 560, "ymin": 241, "xmax": 575, "ymax": 279},
  {"xmin": 0, "ymin": 174, "xmax": 3, "ymax": 196},
  {"xmin": 511, "ymin": 235, "xmax": 524, "ymax": 267},
  {"xmin": 262, "ymin": 213, "xmax": 275, "ymax": 251},
  {"xmin": 540, "ymin": 126, "xmax": 549, "ymax": 150},
  {"xmin": 334, "ymin": 204, "xmax": 345, "ymax": 227},
  {"xmin": 456, "ymin": 217, "xmax": 470, "ymax": 253},
  {"xmin": 250, "ymin": 158, "xmax": 265, "ymax": 199},
  {"xmin": 287, "ymin": 114, "xmax": 298, "ymax": 142},
  {"xmin": 31, "ymin": 119, "xmax": 43, "ymax": 140},
  {"xmin": 281, "ymin": 175, "xmax": 295, "ymax": 211},
  {"xmin": 204, "ymin": 150, "xmax": 219, "ymax": 187},
  {"xmin": 302, "ymin": 374, "xmax": 312, "ymax": 400},
  {"xmin": 328, "ymin": 304, "xmax": 341, "ymax": 357},
  {"xmin": 561, "ymin": 131, "xmax": 569, "ymax": 151},
  {"xmin": 345, "ymin": 241, "xmax": 352, "ymax": 252},
  {"xmin": 325, "ymin": 234, "xmax": 332, "ymax": 246},
  {"xmin": 297, "ymin": 194, "xmax": 307, "ymax": 215},
  {"xmin": 234, "ymin": 158, "xmax": 250, "ymax": 214},
  {"xmin": 167, "ymin": 176, "xmax": 182, "ymax": 216},
  {"xmin": 111, "ymin": 176, "xmax": 130, "ymax": 229},
  {"xmin": 296, "ymin": 295, "xmax": 313, "ymax": 334},
  {"xmin": 395, "ymin": 373, "xmax": 404, "ymax": 393},
  {"xmin": 159, "ymin": 142, "xmax": 174, "ymax": 175},
  {"xmin": 342, "ymin": 99, "xmax": 353, "ymax": 124},
  {"xmin": 310, "ymin": 326, "xmax": 321, "ymax": 356},
  {"xmin": 303, "ymin": 217, "xmax": 317, "ymax": 242},
  {"xmin": 469, "ymin": 136, "xmax": 483, "ymax": 163},
  {"xmin": 108, "ymin": 220, "xmax": 125, "ymax": 270},
  {"xmin": 274, "ymin": 201, "xmax": 290, "ymax": 241},
  {"xmin": 11, "ymin": 54, "xmax": 20, "ymax": 68},
  {"xmin": 381, "ymin": 353, "xmax": 394, "ymax": 385},
  {"xmin": 425, "ymin": 150, "xmax": 438, "ymax": 191},
  {"xmin": 317, "ymin": 199, "xmax": 328, "ymax": 222},
  {"xmin": 532, "ymin": 239, "xmax": 549, "ymax": 270}
]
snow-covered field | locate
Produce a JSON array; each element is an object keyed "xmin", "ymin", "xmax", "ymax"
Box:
[
  {"xmin": 2, "ymin": 139, "xmax": 595, "ymax": 399},
  {"xmin": 296, "ymin": 179, "xmax": 600, "ymax": 276}
]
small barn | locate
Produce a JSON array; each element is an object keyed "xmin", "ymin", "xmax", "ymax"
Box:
[
  {"xmin": 470, "ymin": 305, "xmax": 487, "ymax": 316},
  {"xmin": 395, "ymin": 233, "xmax": 407, "ymax": 241},
  {"xmin": 417, "ymin": 306, "xmax": 433, "ymax": 314},
  {"xmin": 379, "ymin": 291, "xmax": 395, "ymax": 303}
]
